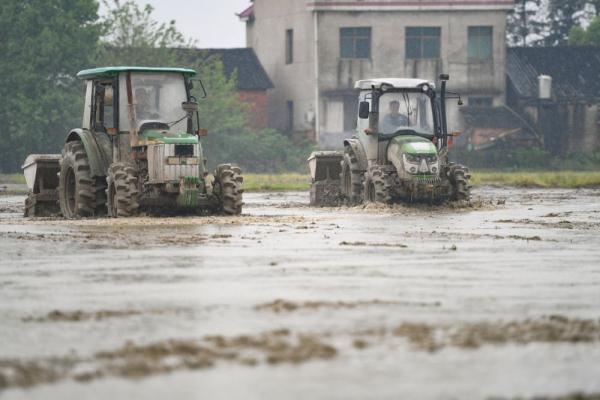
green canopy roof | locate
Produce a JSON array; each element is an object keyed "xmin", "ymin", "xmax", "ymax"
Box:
[{"xmin": 77, "ymin": 66, "xmax": 197, "ymax": 79}]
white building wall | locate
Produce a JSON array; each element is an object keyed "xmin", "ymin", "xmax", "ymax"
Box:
[{"xmin": 246, "ymin": 0, "xmax": 316, "ymax": 134}]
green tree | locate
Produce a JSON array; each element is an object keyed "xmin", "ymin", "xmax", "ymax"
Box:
[
  {"xmin": 99, "ymin": 0, "xmax": 193, "ymax": 66},
  {"xmin": 0, "ymin": 0, "xmax": 102, "ymax": 172},
  {"xmin": 546, "ymin": 0, "xmax": 600, "ymax": 45},
  {"xmin": 569, "ymin": 15, "xmax": 600, "ymax": 45},
  {"xmin": 507, "ymin": 0, "xmax": 547, "ymax": 46}
]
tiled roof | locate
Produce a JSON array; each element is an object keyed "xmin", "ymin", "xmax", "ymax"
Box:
[
  {"xmin": 507, "ymin": 46, "xmax": 600, "ymax": 100},
  {"xmin": 237, "ymin": 4, "xmax": 254, "ymax": 21},
  {"xmin": 179, "ymin": 48, "xmax": 273, "ymax": 91}
]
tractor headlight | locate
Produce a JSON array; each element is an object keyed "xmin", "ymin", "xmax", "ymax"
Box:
[
  {"xmin": 405, "ymin": 154, "xmax": 420, "ymax": 164},
  {"xmin": 425, "ymin": 155, "xmax": 438, "ymax": 163}
]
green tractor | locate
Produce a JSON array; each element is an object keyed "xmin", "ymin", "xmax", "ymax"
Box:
[
  {"xmin": 22, "ymin": 66, "xmax": 243, "ymax": 217},
  {"xmin": 309, "ymin": 74, "xmax": 470, "ymax": 206}
]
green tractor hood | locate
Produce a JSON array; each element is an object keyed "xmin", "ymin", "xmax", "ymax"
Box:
[
  {"xmin": 139, "ymin": 129, "xmax": 198, "ymax": 145},
  {"xmin": 390, "ymin": 135, "xmax": 437, "ymax": 155}
]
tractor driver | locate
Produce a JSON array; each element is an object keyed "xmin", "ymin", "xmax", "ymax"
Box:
[{"xmin": 380, "ymin": 100, "xmax": 408, "ymax": 134}]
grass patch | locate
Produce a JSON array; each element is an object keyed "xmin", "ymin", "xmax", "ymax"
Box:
[
  {"xmin": 0, "ymin": 173, "xmax": 25, "ymax": 184},
  {"xmin": 472, "ymin": 171, "xmax": 600, "ymax": 188},
  {"xmin": 243, "ymin": 173, "xmax": 310, "ymax": 191}
]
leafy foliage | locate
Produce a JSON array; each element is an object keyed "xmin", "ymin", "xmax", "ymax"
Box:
[
  {"xmin": 506, "ymin": 0, "xmax": 546, "ymax": 46},
  {"xmin": 451, "ymin": 147, "xmax": 600, "ymax": 171},
  {"xmin": 569, "ymin": 15, "xmax": 600, "ymax": 45},
  {"xmin": 0, "ymin": 0, "xmax": 102, "ymax": 172},
  {"xmin": 507, "ymin": 0, "xmax": 600, "ymax": 46},
  {"xmin": 98, "ymin": 0, "xmax": 193, "ymax": 66}
]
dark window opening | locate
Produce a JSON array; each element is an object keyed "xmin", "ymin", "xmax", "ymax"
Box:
[
  {"xmin": 286, "ymin": 29, "xmax": 294, "ymax": 64},
  {"xmin": 468, "ymin": 26, "xmax": 493, "ymax": 60},
  {"xmin": 286, "ymin": 101, "xmax": 294, "ymax": 133},
  {"xmin": 468, "ymin": 97, "xmax": 493, "ymax": 107},
  {"xmin": 175, "ymin": 145, "xmax": 194, "ymax": 157},
  {"xmin": 92, "ymin": 82, "xmax": 115, "ymax": 132},
  {"xmin": 406, "ymin": 27, "xmax": 441, "ymax": 59},
  {"xmin": 340, "ymin": 27, "xmax": 371, "ymax": 59}
]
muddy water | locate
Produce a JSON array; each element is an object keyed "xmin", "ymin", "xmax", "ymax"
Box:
[{"xmin": 0, "ymin": 187, "xmax": 599, "ymax": 399}]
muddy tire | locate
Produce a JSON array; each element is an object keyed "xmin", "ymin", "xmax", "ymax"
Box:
[
  {"xmin": 58, "ymin": 141, "xmax": 96, "ymax": 218},
  {"xmin": 340, "ymin": 147, "xmax": 363, "ymax": 204},
  {"xmin": 94, "ymin": 176, "xmax": 108, "ymax": 216},
  {"xmin": 214, "ymin": 164, "xmax": 243, "ymax": 215},
  {"xmin": 448, "ymin": 164, "xmax": 471, "ymax": 201},
  {"xmin": 364, "ymin": 166, "xmax": 392, "ymax": 204},
  {"xmin": 106, "ymin": 162, "xmax": 140, "ymax": 218}
]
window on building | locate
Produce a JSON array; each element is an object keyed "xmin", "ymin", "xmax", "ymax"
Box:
[
  {"xmin": 285, "ymin": 29, "xmax": 294, "ymax": 64},
  {"xmin": 468, "ymin": 96, "xmax": 493, "ymax": 107},
  {"xmin": 286, "ymin": 101, "xmax": 294, "ymax": 133},
  {"xmin": 340, "ymin": 27, "xmax": 371, "ymax": 59},
  {"xmin": 468, "ymin": 26, "xmax": 493, "ymax": 60},
  {"xmin": 405, "ymin": 27, "xmax": 441, "ymax": 59}
]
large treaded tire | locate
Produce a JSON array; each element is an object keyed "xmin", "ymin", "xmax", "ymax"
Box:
[
  {"xmin": 340, "ymin": 146, "xmax": 363, "ymax": 204},
  {"xmin": 106, "ymin": 162, "xmax": 140, "ymax": 218},
  {"xmin": 94, "ymin": 176, "xmax": 108, "ymax": 216},
  {"xmin": 58, "ymin": 141, "xmax": 96, "ymax": 218},
  {"xmin": 364, "ymin": 166, "xmax": 392, "ymax": 204},
  {"xmin": 214, "ymin": 164, "xmax": 243, "ymax": 215},
  {"xmin": 448, "ymin": 163, "xmax": 471, "ymax": 201}
]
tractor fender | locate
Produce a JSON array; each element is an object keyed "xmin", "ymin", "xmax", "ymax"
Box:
[
  {"xmin": 343, "ymin": 138, "xmax": 367, "ymax": 171},
  {"xmin": 65, "ymin": 129, "xmax": 112, "ymax": 178}
]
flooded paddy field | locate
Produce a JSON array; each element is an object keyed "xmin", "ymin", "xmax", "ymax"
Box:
[{"xmin": 0, "ymin": 186, "xmax": 599, "ymax": 400}]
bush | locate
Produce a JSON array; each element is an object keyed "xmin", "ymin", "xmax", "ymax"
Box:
[
  {"xmin": 202, "ymin": 129, "xmax": 314, "ymax": 173},
  {"xmin": 450, "ymin": 146, "xmax": 600, "ymax": 171}
]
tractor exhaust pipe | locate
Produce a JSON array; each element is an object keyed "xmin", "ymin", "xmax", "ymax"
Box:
[{"xmin": 439, "ymin": 74, "xmax": 449, "ymax": 148}]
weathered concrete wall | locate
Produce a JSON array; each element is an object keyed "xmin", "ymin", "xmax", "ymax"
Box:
[
  {"xmin": 246, "ymin": 0, "xmax": 317, "ymax": 134},
  {"xmin": 521, "ymin": 101, "xmax": 600, "ymax": 155}
]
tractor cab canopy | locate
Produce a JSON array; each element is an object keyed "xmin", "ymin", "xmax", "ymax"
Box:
[
  {"xmin": 76, "ymin": 67, "xmax": 197, "ymax": 137},
  {"xmin": 354, "ymin": 78, "xmax": 434, "ymax": 91}
]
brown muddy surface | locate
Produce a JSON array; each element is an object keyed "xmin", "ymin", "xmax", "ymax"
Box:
[{"xmin": 1, "ymin": 186, "xmax": 600, "ymax": 399}]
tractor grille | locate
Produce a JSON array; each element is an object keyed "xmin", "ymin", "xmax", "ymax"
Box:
[
  {"xmin": 412, "ymin": 175, "xmax": 441, "ymax": 185},
  {"xmin": 175, "ymin": 145, "xmax": 194, "ymax": 157}
]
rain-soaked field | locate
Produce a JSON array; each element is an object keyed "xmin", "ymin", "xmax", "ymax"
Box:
[{"xmin": 0, "ymin": 186, "xmax": 599, "ymax": 400}]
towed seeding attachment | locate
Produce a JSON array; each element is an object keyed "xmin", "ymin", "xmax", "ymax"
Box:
[{"xmin": 22, "ymin": 154, "xmax": 61, "ymax": 217}]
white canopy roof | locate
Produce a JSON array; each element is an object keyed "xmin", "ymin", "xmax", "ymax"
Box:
[{"xmin": 354, "ymin": 78, "xmax": 434, "ymax": 90}]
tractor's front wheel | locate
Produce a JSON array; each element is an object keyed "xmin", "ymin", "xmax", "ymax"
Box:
[
  {"xmin": 214, "ymin": 164, "xmax": 243, "ymax": 215},
  {"xmin": 106, "ymin": 163, "xmax": 140, "ymax": 218},
  {"xmin": 448, "ymin": 164, "xmax": 471, "ymax": 201},
  {"xmin": 58, "ymin": 141, "xmax": 97, "ymax": 218},
  {"xmin": 364, "ymin": 166, "xmax": 392, "ymax": 204}
]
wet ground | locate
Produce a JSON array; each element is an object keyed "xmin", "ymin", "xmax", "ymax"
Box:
[{"xmin": 0, "ymin": 186, "xmax": 599, "ymax": 399}]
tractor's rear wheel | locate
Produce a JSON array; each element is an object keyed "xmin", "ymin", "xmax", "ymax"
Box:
[
  {"xmin": 214, "ymin": 164, "xmax": 243, "ymax": 215},
  {"xmin": 106, "ymin": 163, "xmax": 140, "ymax": 218},
  {"xmin": 364, "ymin": 166, "xmax": 392, "ymax": 204},
  {"xmin": 340, "ymin": 147, "xmax": 363, "ymax": 204},
  {"xmin": 448, "ymin": 164, "xmax": 471, "ymax": 201},
  {"xmin": 58, "ymin": 141, "xmax": 96, "ymax": 218}
]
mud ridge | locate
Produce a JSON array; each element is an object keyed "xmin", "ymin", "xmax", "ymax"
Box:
[
  {"xmin": 370, "ymin": 316, "xmax": 600, "ymax": 352},
  {"xmin": 255, "ymin": 299, "xmax": 441, "ymax": 313},
  {"xmin": 0, "ymin": 330, "xmax": 337, "ymax": 390}
]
